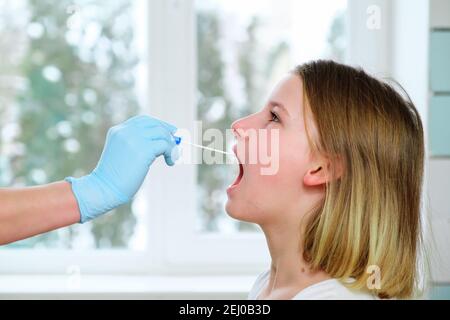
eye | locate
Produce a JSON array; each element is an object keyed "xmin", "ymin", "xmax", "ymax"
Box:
[{"xmin": 269, "ymin": 110, "xmax": 280, "ymax": 123}]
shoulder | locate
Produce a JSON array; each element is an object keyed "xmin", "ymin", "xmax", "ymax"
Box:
[
  {"xmin": 247, "ymin": 270, "xmax": 270, "ymax": 300},
  {"xmin": 247, "ymin": 271, "xmax": 379, "ymax": 300},
  {"xmin": 293, "ymin": 278, "xmax": 379, "ymax": 300}
]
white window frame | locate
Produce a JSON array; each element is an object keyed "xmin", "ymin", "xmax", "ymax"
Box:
[
  {"xmin": 0, "ymin": 0, "xmax": 396, "ymax": 277},
  {"xmin": 146, "ymin": 0, "xmax": 268, "ymax": 275}
]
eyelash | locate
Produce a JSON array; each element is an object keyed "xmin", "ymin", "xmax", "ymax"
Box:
[{"xmin": 270, "ymin": 110, "xmax": 280, "ymax": 123}]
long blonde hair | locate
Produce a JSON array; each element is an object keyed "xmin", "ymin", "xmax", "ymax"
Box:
[{"xmin": 294, "ymin": 60, "xmax": 425, "ymax": 299}]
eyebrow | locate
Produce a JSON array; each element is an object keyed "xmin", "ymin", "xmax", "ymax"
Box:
[{"xmin": 269, "ymin": 100, "xmax": 290, "ymax": 117}]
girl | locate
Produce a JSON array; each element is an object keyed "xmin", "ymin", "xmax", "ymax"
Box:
[{"xmin": 225, "ymin": 60, "xmax": 425, "ymax": 299}]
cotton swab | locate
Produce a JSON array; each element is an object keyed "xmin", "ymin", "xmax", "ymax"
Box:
[{"xmin": 173, "ymin": 135, "xmax": 235, "ymax": 157}]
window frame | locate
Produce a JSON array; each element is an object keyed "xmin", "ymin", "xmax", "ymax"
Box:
[{"xmin": 147, "ymin": 0, "xmax": 269, "ymax": 274}]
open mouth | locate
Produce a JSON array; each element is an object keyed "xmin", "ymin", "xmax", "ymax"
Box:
[
  {"xmin": 229, "ymin": 145, "xmax": 244, "ymax": 189},
  {"xmin": 230, "ymin": 163, "xmax": 244, "ymax": 187}
]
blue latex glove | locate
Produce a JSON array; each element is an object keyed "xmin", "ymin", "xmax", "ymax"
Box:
[{"xmin": 65, "ymin": 115, "xmax": 179, "ymax": 223}]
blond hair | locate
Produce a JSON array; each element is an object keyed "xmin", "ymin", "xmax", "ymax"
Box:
[{"xmin": 293, "ymin": 60, "xmax": 425, "ymax": 299}]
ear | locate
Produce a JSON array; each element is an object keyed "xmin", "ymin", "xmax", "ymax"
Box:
[
  {"xmin": 303, "ymin": 156, "xmax": 344, "ymax": 187},
  {"xmin": 303, "ymin": 164, "xmax": 327, "ymax": 187}
]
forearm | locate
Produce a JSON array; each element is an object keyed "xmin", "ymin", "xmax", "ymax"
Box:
[
  {"xmin": 0, "ymin": 181, "xmax": 81, "ymax": 245},
  {"xmin": 0, "ymin": 116, "xmax": 177, "ymax": 245}
]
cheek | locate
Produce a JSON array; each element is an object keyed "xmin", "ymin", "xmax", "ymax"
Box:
[
  {"xmin": 258, "ymin": 134, "xmax": 311, "ymax": 193},
  {"xmin": 279, "ymin": 145, "xmax": 309, "ymax": 186},
  {"xmin": 226, "ymin": 130, "xmax": 311, "ymax": 222},
  {"xmin": 240, "ymin": 145, "xmax": 306, "ymax": 214},
  {"xmin": 262, "ymin": 131, "xmax": 308, "ymax": 186}
]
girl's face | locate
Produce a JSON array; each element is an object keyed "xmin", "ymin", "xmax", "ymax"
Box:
[{"xmin": 225, "ymin": 74, "xmax": 326, "ymax": 226}]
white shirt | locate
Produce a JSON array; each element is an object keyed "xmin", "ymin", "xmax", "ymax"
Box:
[{"xmin": 248, "ymin": 270, "xmax": 378, "ymax": 300}]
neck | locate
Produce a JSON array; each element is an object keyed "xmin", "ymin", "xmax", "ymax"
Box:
[{"xmin": 260, "ymin": 212, "xmax": 330, "ymax": 293}]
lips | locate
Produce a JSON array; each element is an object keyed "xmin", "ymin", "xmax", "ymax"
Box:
[{"xmin": 228, "ymin": 145, "xmax": 244, "ymax": 191}]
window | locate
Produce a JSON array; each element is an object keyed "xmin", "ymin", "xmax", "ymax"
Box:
[
  {"xmin": 0, "ymin": 0, "xmax": 352, "ymax": 274},
  {"xmin": 0, "ymin": 0, "xmax": 150, "ymax": 250}
]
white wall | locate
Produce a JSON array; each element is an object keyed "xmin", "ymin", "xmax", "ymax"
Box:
[
  {"xmin": 350, "ymin": 0, "xmax": 450, "ymax": 284},
  {"xmin": 347, "ymin": 0, "xmax": 392, "ymax": 76},
  {"xmin": 426, "ymin": 0, "xmax": 450, "ymax": 284},
  {"xmin": 391, "ymin": 0, "xmax": 429, "ymax": 124},
  {"xmin": 392, "ymin": 0, "xmax": 450, "ymax": 284}
]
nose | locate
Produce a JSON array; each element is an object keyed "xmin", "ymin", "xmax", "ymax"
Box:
[
  {"xmin": 231, "ymin": 114, "xmax": 255, "ymax": 140},
  {"xmin": 231, "ymin": 119, "xmax": 243, "ymax": 139}
]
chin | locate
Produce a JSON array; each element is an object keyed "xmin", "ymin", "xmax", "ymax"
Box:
[
  {"xmin": 225, "ymin": 199, "xmax": 242, "ymax": 220},
  {"xmin": 225, "ymin": 198, "xmax": 262, "ymax": 224}
]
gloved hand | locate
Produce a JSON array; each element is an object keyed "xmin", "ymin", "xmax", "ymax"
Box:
[{"xmin": 65, "ymin": 115, "xmax": 179, "ymax": 223}]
